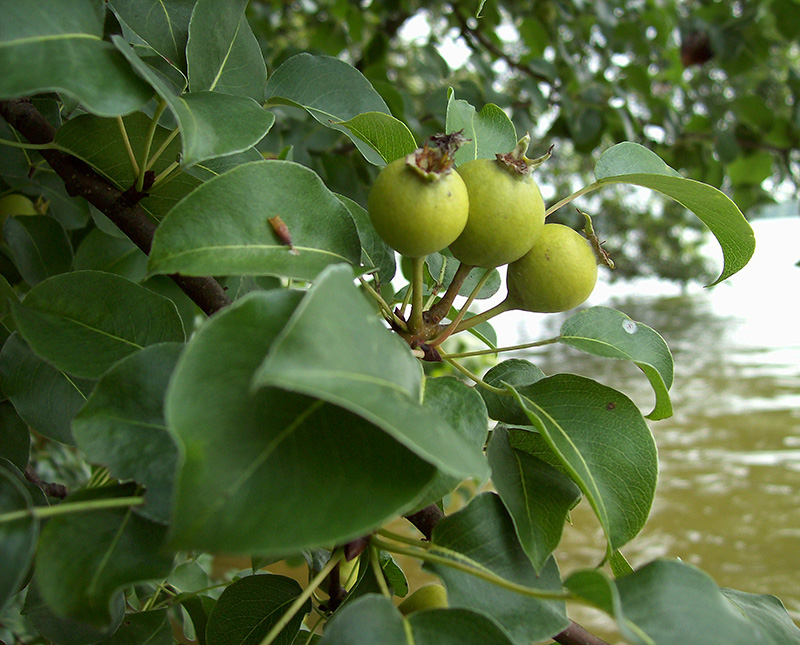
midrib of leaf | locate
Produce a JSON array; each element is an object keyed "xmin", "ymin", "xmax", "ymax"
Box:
[
  {"xmin": 271, "ymin": 369, "xmax": 412, "ymax": 397},
  {"xmin": 0, "ymin": 33, "xmax": 102, "ymax": 48},
  {"xmin": 86, "ymin": 505, "xmax": 133, "ymax": 601},
  {"xmin": 88, "ymin": 414, "xmax": 167, "ymax": 432},
  {"xmin": 181, "ymin": 400, "xmax": 324, "ymax": 540},
  {"xmin": 46, "ymin": 312, "xmax": 145, "ymax": 350},
  {"xmin": 242, "ymin": 595, "xmax": 296, "ymax": 644},
  {"xmin": 562, "ymin": 335, "xmax": 638, "ymax": 360},
  {"xmin": 512, "ymin": 389, "xmax": 612, "ymax": 555},
  {"xmin": 61, "ymin": 371, "xmax": 89, "ymax": 400},
  {"xmin": 207, "ymin": 17, "xmax": 243, "ymax": 92},
  {"xmin": 155, "ymin": 0, "xmax": 179, "ymax": 54},
  {"xmin": 512, "ymin": 449, "xmax": 536, "ymax": 545},
  {"xmin": 151, "ymin": 244, "xmax": 353, "ymax": 267}
]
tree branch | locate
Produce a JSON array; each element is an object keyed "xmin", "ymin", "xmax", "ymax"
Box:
[
  {"xmin": 404, "ymin": 503, "xmax": 611, "ymax": 645},
  {"xmin": 0, "ymin": 98, "xmax": 231, "ymax": 316}
]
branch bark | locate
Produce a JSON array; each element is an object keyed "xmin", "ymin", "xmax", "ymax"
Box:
[
  {"xmin": 0, "ymin": 98, "xmax": 231, "ymax": 316},
  {"xmin": 405, "ymin": 503, "xmax": 611, "ymax": 645}
]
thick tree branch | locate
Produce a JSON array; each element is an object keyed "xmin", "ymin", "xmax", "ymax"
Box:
[
  {"xmin": 405, "ymin": 503, "xmax": 611, "ymax": 645},
  {"xmin": 0, "ymin": 98, "xmax": 231, "ymax": 316}
]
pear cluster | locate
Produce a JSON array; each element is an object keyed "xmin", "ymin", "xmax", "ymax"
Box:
[{"xmin": 367, "ymin": 135, "xmax": 601, "ymax": 315}]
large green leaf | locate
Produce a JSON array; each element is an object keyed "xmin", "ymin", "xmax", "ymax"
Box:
[
  {"xmin": 721, "ymin": 588, "xmax": 800, "ymax": 644},
  {"xmin": 55, "ymin": 112, "xmax": 202, "ymax": 221},
  {"xmin": 427, "ymin": 493, "xmax": 568, "ymax": 644},
  {"xmin": 337, "ymin": 112, "xmax": 417, "ymax": 165},
  {"xmin": 445, "ymin": 89, "xmax": 517, "ymax": 166},
  {"xmin": 265, "ymin": 53, "xmax": 392, "ymax": 165},
  {"xmin": 148, "ymin": 161, "xmax": 361, "ymax": 280},
  {"xmin": 109, "ymin": 0, "xmax": 195, "ymax": 73},
  {"xmin": 592, "ymin": 142, "xmax": 755, "ymax": 285},
  {"xmin": 11, "ymin": 271, "xmax": 185, "ymax": 379},
  {"xmin": 253, "ymin": 265, "xmax": 488, "ymax": 480},
  {"xmin": 186, "ymin": 0, "xmax": 267, "ymax": 102},
  {"xmin": 616, "ymin": 560, "xmax": 774, "ymax": 644},
  {"xmin": 487, "ymin": 426, "xmax": 581, "ymax": 572},
  {"xmin": 167, "ymin": 289, "xmax": 436, "ymax": 553},
  {"xmin": 112, "ymin": 35, "xmax": 274, "ymax": 166},
  {"xmin": 319, "ymin": 594, "xmax": 409, "ymax": 645},
  {"xmin": 509, "ymin": 373, "xmax": 658, "ymax": 558},
  {"xmin": 409, "ymin": 608, "xmax": 515, "ymax": 645},
  {"xmin": 0, "ymin": 332, "xmax": 95, "ymax": 444},
  {"xmin": 0, "ymin": 463, "xmax": 37, "ymax": 612},
  {"xmin": 205, "ymin": 574, "xmax": 311, "ymax": 645},
  {"xmin": 559, "ymin": 306, "xmax": 674, "ymax": 420},
  {"xmin": 0, "ymin": 0, "xmax": 152, "ymax": 117},
  {"xmin": 34, "ymin": 483, "xmax": 174, "ymax": 627},
  {"xmin": 72, "ymin": 343, "xmax": 183, "ymax": 524}
]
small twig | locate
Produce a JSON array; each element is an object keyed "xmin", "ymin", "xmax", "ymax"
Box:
[{"xmin": 24, "ymin": 466, "xmax": 67, "ymax": 499}]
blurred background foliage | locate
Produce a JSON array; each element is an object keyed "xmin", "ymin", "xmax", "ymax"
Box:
[{"xmin": 250, "ymin": 0, "xmax": 800, "ymax": 283}]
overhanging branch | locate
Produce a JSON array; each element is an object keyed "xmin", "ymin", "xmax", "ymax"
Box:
[{"xmin": 0, "ymin": 98, "xmax": 231, "ymax": 316}]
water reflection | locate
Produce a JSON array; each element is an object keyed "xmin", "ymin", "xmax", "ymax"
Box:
[{"xmin": 489, "ymin": 217, "xmax": 800, "ymax": 631}]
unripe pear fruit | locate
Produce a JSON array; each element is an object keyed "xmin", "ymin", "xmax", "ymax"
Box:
[
  {"xmin": 449, "ymin": 157, "xmax": 545, "ymax": 268},
  {"xmin": 368, "ymin": 137, "xmax": 469, "ymax": 258},
  {"xmin": 506, "ymin": 223, "xmax": 598, "ymax": 313},
  {"xmin": 398, "ymin": 583, "xmax": 448, "ymax": 615},
  {"xmin": 0, "ymin": 194, "xmax": 37, "ymax": 218},
  {"xmin": 320, "ymin": 556, "xmax": 360, "ymax": 594}
]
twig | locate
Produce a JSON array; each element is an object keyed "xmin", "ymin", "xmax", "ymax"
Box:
[{"xmin": 0, "ymin": 98, "xmax": 231, "ymax": 316}]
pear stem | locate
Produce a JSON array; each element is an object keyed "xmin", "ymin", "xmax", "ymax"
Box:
[
  {"xmin": 408, "ymin": 256, "xmax": 426, "ymax": 334},
  {"xmin": 452, "ymin": 298, "xmax": 513, "ymax": 333},
  {"xmin": 426, "ymin": 261, "xmax": 474, "ymax": 324}
]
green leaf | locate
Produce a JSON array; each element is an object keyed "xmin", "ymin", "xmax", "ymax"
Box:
[
  {"xmin": 480, "ymin": 359, "xmax": 546, "ymax": 425},
  {"xmin": 55, "ymin": 112, "xmax": 202, "ymax": 221},
  {"xmin": 265, "ymin": 53, "xmax": 392, "ymax": 166},
  {"xmin": 0, "ymin": 332, "xmax": 95, "ymax": 444},
  {"xmin": 336, "ymin": 193, "xmax": 396, "ymax": 285},
  {"xmin": 112, "ymin": 35, "xmax": 274, "ymax": 166},
  {"xmin": 319, "ymin": 594, "xmax": 409, "ymax": 645},
  {"xmin": 336, "ymin": 112, "xmax": 417, "ymax": 165},
  {"xmin": 408, "ymin": 376, "xmax": 490, "ymax": 510},
  {"xmin": 0, "ymin": 463, "xmax": 37, "ymax": 612},
  {"xmin": 34, "ymin": 483, "xmax": 175, "ymax": 628},
  {"xmin": 487, "ymin": 426, "xmax": 581, "ymax": 572},
  {"xmin": 98, "ymin": 608, "xmax": 173, "ymax": 645},
  {"xmin": 427, "ymin": 493, "xmax": 568, "ymax": 645},
  {"xmin": 74, "ymin": 228, "xmax": 149, "ymax": 281},
  {"xmin": 2, "ymin": 215, "xmax": 73, "ymax": 286},
  {"xmin": 0, "ymin": 400, "xmax": 30, "ymax": 471},
  {"xmin": 564, "ymin": 568, "xmax": 649, "ymax": 645},
  {"xmin": 205, "ymin": 574, "xmax": 311, "ymax": 645},
  {"xmin": 592, "ymin": 142, "xmax": 755, "ymax": 285},
  {"xmin": 109, "ymin": 0, "xmax": 195, "ymax": 73},
  {"xmin": 721, "ymin": 588, "xmax": 800, "ymax": 644},
  {"xmin": 253, "ymin": 265, "xmax": 488, "ymax": 480},
  {"xmin": 22, "ymin": 580, "xmax": 126, "ymax": 645},
  {"xmin": 559, "ymin": 306, "xmax": 674, "ymax": 420},
  {"xmin": 167, "ymin": 289, "xmax": 436, "ymax": 553},
  {"xmin": 0, "ymin": 0, "xmax": 152, "ymax": 117},
  {"xmin": 616, "ymin": 560, "xmax": 767, "ymax": 644},
  {"xmin": 509, "ymin": 373, "xmax": 658, "ymax": 557},
  {"xmin": 147, "ymin": 161, "xmax": 361, "ymax": 280},
  {"xmin": 410, "ymin": 608, "xmax": 516, "ymax": 645},
  {"xmin": 186, "ymin": 0, "xmax": 267, "ymax": 102},
  {"xmin": 72, "ymin": 343, "xmax": 183, "ymax": 524},
  {"xmin": 445, "ymin": 89, "xmax": 517, "ymax": 166},
  {"xmin": 11, "ymin": 271, "xmax": 184, "ymax": 379}
]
